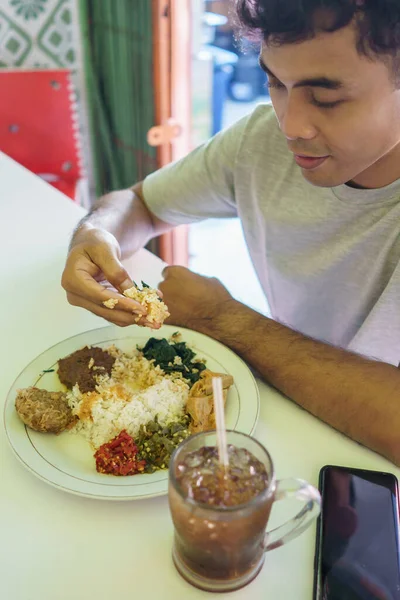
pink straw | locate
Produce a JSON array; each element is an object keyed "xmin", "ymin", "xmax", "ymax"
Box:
[{"xmin": 212, "ymin": 377, "xmax": 229, "ymax": 468}]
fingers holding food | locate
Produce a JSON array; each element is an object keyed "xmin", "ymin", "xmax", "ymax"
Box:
[
  {"xmin": 66, "ymin": 291, "xmax": 145, "ymax": 327},
  {"xmin": 123, "ymin": 282, "xmax": 169, "ymax": 326},
  {"xmin": 62, "ymin": 242, "xmax": 146, "ymax": 317},
  {"xmin": 102, "ymin": 281, "xmax": 169, "ymax": 329}
]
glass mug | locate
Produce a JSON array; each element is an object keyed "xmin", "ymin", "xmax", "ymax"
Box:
[{"xmin": 168, "ymin": 430, "xmax": 321, "ymax": 593}]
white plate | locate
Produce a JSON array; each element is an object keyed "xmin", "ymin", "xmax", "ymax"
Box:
[{"xmin": 4, "ymin": 325, "xmax": 260, "ymax": 501}]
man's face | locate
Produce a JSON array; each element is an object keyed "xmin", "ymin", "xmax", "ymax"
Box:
[{"xmin": 260, "ymin": 23, "xmax": 400, "ymax": 188}]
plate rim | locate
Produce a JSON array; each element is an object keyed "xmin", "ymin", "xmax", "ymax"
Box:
[{"xmin": 4, "ymin": 324, "xmax": 260, "ymax": 501}]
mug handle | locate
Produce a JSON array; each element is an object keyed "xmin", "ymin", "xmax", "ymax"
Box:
[{"xmin": 264, "ymin": 478, "xmax": 321, "ymax": 552}]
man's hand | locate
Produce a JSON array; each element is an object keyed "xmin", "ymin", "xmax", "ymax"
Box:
[
  {"xmin": 61, "ymin": 227, "xmax": 159, "ymax": 328},
  {"xmin": 158, "ymin": 266, "xmax": 233, "ymax": 330}
]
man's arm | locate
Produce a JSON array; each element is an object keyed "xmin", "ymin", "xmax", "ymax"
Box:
[
  {"xmin": 63, "ymin": 114, "xmax": 248, "ymax": 325},
  {"xmin": 71, "ymin": 182, "xmax": 172, "ymax": 257},
  {"xmin": 62, "ymin": 183, "xmax": 173, "ymax": 327},
  {"xmin": 208, "ymin": 301, "xmax": 400, "ymax": 466},
  {"xmin": 160, "ymin": 267, "xmax": 400, "ymax": 466}
]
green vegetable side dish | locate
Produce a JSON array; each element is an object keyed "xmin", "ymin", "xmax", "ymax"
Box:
[
  {"xmin": 140, "ymin": 336, "xmax": 206, "ymax": 386},
  {"xmin": 134, "ymin": 336, "xmax": 207, "ymax": 473},
  {"xmin": 136, "ymin": 416, "xmax": 191, "ymax": 473}
]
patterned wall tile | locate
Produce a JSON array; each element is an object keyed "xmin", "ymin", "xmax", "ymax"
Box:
[
  {"xmin": 38, "ymin": 0, "xmax": 76, "ymax": 67},
  {"xmin": 0, "ymin": 0, "xmax": 94, "ymax": 200},
  {"xmin": 11, "ymin": 0, "xmax": 48, "ymax": 20},
  {"xmin": 0, "ymin": 0, "xmax": 78, "ymax": 69},
  {"xmin": 0, "ymin": 9, "xmax": 32, "ymax": 66}
]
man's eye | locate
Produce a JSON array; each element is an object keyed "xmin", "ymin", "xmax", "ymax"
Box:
[{"xmin": 311, "ymin": 97, "xmax": 343, "ymax": 109}]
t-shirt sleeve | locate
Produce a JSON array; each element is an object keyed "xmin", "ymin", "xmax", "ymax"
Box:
[{"xmin": 142, "ymin": 115, "xmax": 250, "ymax": 225}]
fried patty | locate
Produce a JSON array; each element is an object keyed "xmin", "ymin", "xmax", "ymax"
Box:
[
  {"xmin": 57, "ymin": 346, "xmax": 115, "ymax": 393},
  {"xmin": 15, "ymin": 387, "xmax": 74, "ymax": 433}
]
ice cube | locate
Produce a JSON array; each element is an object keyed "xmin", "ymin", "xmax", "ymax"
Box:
[
  {"xmin": 184, "ymin": 453, "xmax": 204, "ymax": 468},
  {"xmin": 230, "ymin": 447, "xmax": 250, "ymax": 468}
]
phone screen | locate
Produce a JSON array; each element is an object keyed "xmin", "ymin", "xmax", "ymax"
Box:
[{"xmin": 314, "ymin": 466, "xmax": 400, "ymax": 600}]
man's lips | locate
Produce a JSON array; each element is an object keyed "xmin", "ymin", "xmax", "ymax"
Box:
[{"xmin": 294, "ymin": 154, "xmax": 329, "ymax": 170}]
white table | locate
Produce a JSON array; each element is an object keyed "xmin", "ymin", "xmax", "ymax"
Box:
[{"xmin": 1, "ymin": 152, "xmax": 398, "ymax": 600}]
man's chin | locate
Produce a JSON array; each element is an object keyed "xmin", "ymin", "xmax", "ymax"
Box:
[{"xmin": 300, "ymin": 165, "xmax": 347, "ymax": 188}]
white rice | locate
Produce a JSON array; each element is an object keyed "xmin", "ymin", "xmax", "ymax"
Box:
[{"xmin": 67, "ymin": 347, "xmax": 190, "ymax": 448}]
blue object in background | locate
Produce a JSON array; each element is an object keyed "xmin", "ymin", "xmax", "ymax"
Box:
[
  {"xmin": 206, "ymin": 44, "xmax": 238, "ymax": 134},
  {"xmin": 212, "ymin": 65, "xmax": 232, "ymax": 134}
]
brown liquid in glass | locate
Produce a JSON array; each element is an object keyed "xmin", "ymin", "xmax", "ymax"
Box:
[{"xmin": 170, "ymin": 445, "xmax": 273, "ymax": 582}]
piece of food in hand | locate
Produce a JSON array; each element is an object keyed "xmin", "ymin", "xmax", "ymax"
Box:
[
  {"xmin": 103, "ymin": 298, "xmax": 119, "ymax": 309},
  {"xmin": 123, "ymin": 281, "xmax": 170, "ymax": 325},
  {"xmin": 186, "ymin": 370, "xmax": 234, "ymax": 433},
  {"xmin": 15, "ymin": 387, "xmax": 75, "ymax": 433},
  {"xmin": 57, "ymin": 346, "xmax": 115, "ymax": 393},
  {"xmin": 94, "ymin": 430, "xmax": 147, "ymax": 476}
]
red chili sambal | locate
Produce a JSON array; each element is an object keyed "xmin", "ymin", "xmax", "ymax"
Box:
[{"xmin": 94, "ymin": 430, "xmax": 146, "ymax": 476}]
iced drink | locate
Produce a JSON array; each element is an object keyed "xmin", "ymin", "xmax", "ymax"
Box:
[
  {"xmin": 168, "ymin": 430, "xmax": 321, "ymax": 593},
  {"xmin": 170, "ymin": 444, "xmax": 271, "ymax": 585},
  {"xmin": 168, "ymin": 431, "xmax": 275, "ymax": 592}
]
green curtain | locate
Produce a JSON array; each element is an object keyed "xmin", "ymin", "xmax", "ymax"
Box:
[{"xmin": 79, "ymin": 0, "xmax": 157, "ymax": 196}]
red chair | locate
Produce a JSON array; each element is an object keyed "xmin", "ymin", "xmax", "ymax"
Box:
[{"xmin": 0, "ymin": 68, "xmax": 87, "ymax": 203}]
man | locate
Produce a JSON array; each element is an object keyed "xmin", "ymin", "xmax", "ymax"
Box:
[{"xmin": 62, "ymin": 0, "xmax": 400, "ymax": 465}]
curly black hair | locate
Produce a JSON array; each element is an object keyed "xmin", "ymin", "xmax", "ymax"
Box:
[{"xmin": 234, "ymin": 0, "xmax": 400, "ymax": 59}]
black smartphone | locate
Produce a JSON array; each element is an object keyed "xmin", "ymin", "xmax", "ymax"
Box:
[{"xmin": 313, "ymin": 465, "xmax": 400, "ymax": 600}]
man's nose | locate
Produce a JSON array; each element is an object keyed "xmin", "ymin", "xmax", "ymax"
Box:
[{"xmin": 278, "ymin": 93, "xmax": 317, "ymax": 141}]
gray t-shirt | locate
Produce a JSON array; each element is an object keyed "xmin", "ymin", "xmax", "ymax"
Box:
[{"xmin": 143, "ymin": 104, "xmax": 400, "ymax": 365}]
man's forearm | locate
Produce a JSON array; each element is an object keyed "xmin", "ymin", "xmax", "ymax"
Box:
[
  {"xmin": 200, "ymin": 300, "xmax": 400, "ymax": 465},
  {"xmin": 71, "ymin": 185, "xmax": 171, "ymax": 258}
]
